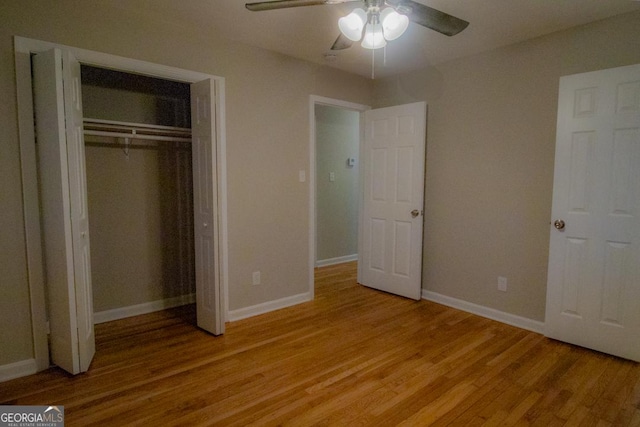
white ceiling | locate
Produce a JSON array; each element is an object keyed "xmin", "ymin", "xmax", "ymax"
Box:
[{"xmin": 113, "ymin": 0, "xmax": 640, "ymax": 79}]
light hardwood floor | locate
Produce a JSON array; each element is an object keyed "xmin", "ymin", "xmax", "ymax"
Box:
[{"xmin": 2, "ymin": 261, "xmax": 639, "ymax": 426}]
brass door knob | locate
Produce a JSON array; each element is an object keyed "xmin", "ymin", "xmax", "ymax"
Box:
[
  {"xmin": 553, "ymin": 219, "xmax": 565, "ymax": 230},
  {"xmin": 411, "ymin": 209, "xmax": 420, "ymax": 218}
]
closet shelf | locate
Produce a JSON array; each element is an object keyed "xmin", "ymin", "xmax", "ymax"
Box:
[{"xmin": 83, "ymin": 118, "xmax": 192, "ymax": 143}]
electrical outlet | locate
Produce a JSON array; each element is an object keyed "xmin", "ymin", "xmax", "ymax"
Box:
[
  {"xmin": 498, "ymin": 276, "xmax": 507, "ymax": 292},
  {"xmin": 252, "ymin": 271, "xmax": 261, "ymax": 286}
]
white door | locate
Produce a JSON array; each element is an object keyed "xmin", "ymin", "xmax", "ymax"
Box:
[
  {"xmin": 359, "ymin": 102, "xmax": 427, "ymax": 300},
  {"xmin": 191, "ymin": 79, "xmax": 224, "ymax": 335},
  {"xmin": 545, "ymin": 64, "xmax": 640, "ymax": 362},
  {"xmin": 33, "ymin": 48, "xmax": 95, "ymax": 374}
]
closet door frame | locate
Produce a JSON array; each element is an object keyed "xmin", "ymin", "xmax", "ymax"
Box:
[{"xmin": 14, "ymin": 36, "xmax": 229, "ymax": 372}]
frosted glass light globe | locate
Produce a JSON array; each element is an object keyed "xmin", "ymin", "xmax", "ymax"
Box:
[
  {"xmin": 361, "ymin": 23, "xmax": 387, "ymax": 49},
  {"xmin": 380, "ymin": 8, "xmax": 409, "ymax": 41},
  {"xmin": 338, "ymin": 8, "xmax": 367, "ymax": 41}
]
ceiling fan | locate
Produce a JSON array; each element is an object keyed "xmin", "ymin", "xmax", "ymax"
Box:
[{"xmin": 245, "ymin": 0, "xmax": 469, "ymax": 51}]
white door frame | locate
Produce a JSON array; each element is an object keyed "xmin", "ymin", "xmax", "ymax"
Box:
[
  {"xmin": 14, "ymin": 36, "xmax": 229, "ymax": 371},
  {"xmin": 308, "ymin": 96, "xmax": 369, "ymax": 298}
]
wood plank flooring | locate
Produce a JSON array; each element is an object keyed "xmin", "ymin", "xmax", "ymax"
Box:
[{"xmin": 2, "ymin": 261, "xmax": 639, "ymax": 426}]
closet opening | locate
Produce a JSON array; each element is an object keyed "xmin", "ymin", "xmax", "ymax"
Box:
[
  {"xmin": 80, "ymin": 65, "xmax": 198, "ymax": 331},
  {"xmin": 16, "ymin": 37, "xmax": 226, "ymax": 374}
]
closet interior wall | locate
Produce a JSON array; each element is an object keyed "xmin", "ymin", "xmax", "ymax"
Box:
[{"xmin": 80, "ymin": 66, "xmax": 195, "ymax": 318}]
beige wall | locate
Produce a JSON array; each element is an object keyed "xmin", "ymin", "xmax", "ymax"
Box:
[
  {"xmin": 374, "ymin": 10, "xmax": 640, "ymax": 321},
  {"xmin": 0, "ymin": 0, "xmax": 372, "ymax": 366},
  {"xmin": 315, "ymin": 105, "xmax": 360, "ymax": 262},
  {"xmin": 83, "ymin": 83, "xmax": 194, "ymax": 313},
  {"xmin": 3, "ymin": 0, "xmax": 638, "ymax": 370},
  {"xmin": 86, "ymin": 143, "xmax": 194, "ymax": 313}
]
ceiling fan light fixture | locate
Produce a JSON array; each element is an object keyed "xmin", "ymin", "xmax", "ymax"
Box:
[
  {"xmin": 338, "ymin": 8, "xmax": 367, "ymax": 41},
  {"xmin": 361, "ymin": 22, "xmax": 386, "ymax": 50},
  {"xmin": 380, "ymin": 8, "xmax": 409, "ymax": 41}
]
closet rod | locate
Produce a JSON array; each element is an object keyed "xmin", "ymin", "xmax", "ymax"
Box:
[
  {"xmin": 84, "ymin": 130, "xmax": 192, "ymax": 143},
  {"xmin": 83, "ymin": 118, "xmax": 192, "ymax": 143},
  {"xmin": 84, "ymin": 118, "xmax": 191, "ymax": 133}
]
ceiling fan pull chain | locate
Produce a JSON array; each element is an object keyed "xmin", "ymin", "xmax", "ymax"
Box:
[{"xmin": 371, "ymin": 46, "xmax": 375, "ymax": 79}]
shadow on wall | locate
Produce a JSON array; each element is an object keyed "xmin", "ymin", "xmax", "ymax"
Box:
[{"xmin": 158, "ymin": 143, "xmax": 195, "ymax": 301}]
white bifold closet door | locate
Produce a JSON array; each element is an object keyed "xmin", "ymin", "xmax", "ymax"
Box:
[
  {"xmin": 33, "ymin": 48, "xmax": 223, "ymax": 375},
  {"xmin": 33, "ymin": 48, "xmax": 95, "ymax": 374},
  {"xmin": 191, "ymin": 78, "xmax": 224, "ymax": 336}
]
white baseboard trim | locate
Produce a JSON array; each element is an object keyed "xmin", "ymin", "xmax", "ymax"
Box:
[
  {"xmin": 93, "ymin": 293, "xmax": 196, "ymax": 324},
  {"xmin": 422, "ymin": 290, "xmax": 545, "ymax": 334},
  {"xmin": 316, "ymin": 254, "xmax": 358, "ymax": 267},
  {"xmin": 0, "ymin": 358, "xmax": 37, "ymax": 383},
  {"xmin": 228, "ymin": 292, "xmax": 312, "ymax": 322}
]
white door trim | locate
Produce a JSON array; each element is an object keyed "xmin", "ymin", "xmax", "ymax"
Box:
[
  {"xmin": 14, "ymin": 36, "xmax": 229, "ymax": 371},
  {"xmin": 308, "ymin": 96, "xmax": 370, "ymax": 298}
]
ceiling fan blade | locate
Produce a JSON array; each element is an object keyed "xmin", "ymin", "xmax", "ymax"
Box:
[
  {"xmin": 390, "ymin": 0, "xmax": 469, "ymax": 36},
  {"xmin": 331, "ymin": 33, "xmax": 353, "ymax": 50},
  {"xmin": 246, "ymin": 0, "xmax": 355, "ymax": 12}
]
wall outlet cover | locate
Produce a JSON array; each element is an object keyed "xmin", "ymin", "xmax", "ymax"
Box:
[{"xmin": 498, "ymin": 276, "xmax": 507, "ymax": 292}]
